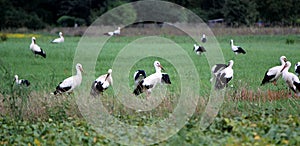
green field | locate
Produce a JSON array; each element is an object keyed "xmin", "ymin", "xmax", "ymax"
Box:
[{"xmin": 1, "ymin": 33, "xmax": 300, "ymax": 145}]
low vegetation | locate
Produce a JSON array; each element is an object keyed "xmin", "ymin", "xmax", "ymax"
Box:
[{"xmin": 0, "ymin": 34, "xmax": 300, "ymax": 145}]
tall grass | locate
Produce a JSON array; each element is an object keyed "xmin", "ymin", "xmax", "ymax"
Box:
[{"xmin": 0, "ymin": 34, "xmax": 300, "ymax": 121}]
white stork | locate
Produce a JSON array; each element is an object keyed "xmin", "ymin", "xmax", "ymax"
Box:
[
  {"xmin": 133, "ymin": 70, "xmax": 147, "ymax": 87},
  {"xmin": 294, "ymin": 62, "xmax": 300, "ymax": 76},
  {"xmin": 52, "ymin": 63, "xmax": 84, "ymax": 95},
  {"xmin": 193, "ymin": 44, "xmax": 206, "ymax": 55},
  {"xmin": 133, "ymin": 69, "xmax": 171, "ymax": 88},
  {"xmin": 51, "ymin": 32, "xmax": 64, "ymax": 43},
  {"xmin": 14, "ymin": 75, "xmax": 30, "ymax": 86},
  {"xmin": 90, "ymin": 69, "xmax": 113, "ymax": 96},
  {"xmin": 133, "ymin": 61, "xmax": 165, "ymax": 96},
  {"xmin": 281, "ymin": 61, "xmax": 300, "ymax": 96},
  {"xmin": 210, "ymin": 63, "xmax": 229, "ymax": 82},
  {"xmin": 230, "ymin": 39, "xmax": 246, "ymax": 54},
  {"xmin": 113, "ymin": 27, "xmax": 121, "ymax": 35},
  {"xmin": 30, "ymin": 37, "xmax": 46, "ymax": 58},
  {"xmin": 104, "ymin": 27, "xmax": 121, "ymax": 36},
  {"xmin": 201, "ymin": 34, "xmax": 207, "ymax": 43},
  {"xmin": 261, "ymin": 56, "xmax": 287, "ymax": 85},
  {"xmin": 161, "ymin": 73, "xmax": 171, "ymax": 84},
  {"xmin": 215, "ymin": 60, "xmax": 234, "ymax": 90},
  {"xmin": 106, "ymin": 31, "xmax": 114, "ymax": 36}
]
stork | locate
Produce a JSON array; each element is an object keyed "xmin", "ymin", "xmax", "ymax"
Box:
[
  {"xmin": 133, "ymin": 61, "xmax": 165, "ymax": 96},
  {"xmin": 193, "ymin": 44, "xmax": 206, "ymax": 55},
  {"xmin": 90, "ymin": 69, "xmax": 113, "ymax": 96},
  {"xmin": 30, "ymin": 37, "xmax": 46, "ymax": 58},
  {"xmin": 261, "ymin": 56, "xmax": 287, "ymax": 85},
  {"xmin": 210, "ymin": 63, "xmax": 229, "ymax": 82},
  {"xmin": 133, "ymin": 69, "xmax": 171, "ymax": 87},
  {"xmin": 201, "ymin": 34, "xmax": 207, "ymax": 43},
  {"xmin": 294, "ymin": 62, "xmax": 300, "ymax": 76},
  {"xmin": 51, "ymin": 32, "xmax": 64, "ymax": 43},
  {"xmin": 52, "ymin": 63, "xmax": 84, "ymax": 95},
  {"xmin": 113, "ymin": 27, "xmax": 121, "ymax": 35},
  {"xmin": 14, "ymin": 75, "xmax": 30, "ymax": 86},
  {"xmin": 230, "ymin": 39, "xmax": 246, "ymax": 54},
  {"xmin": 215, "ymin": 60, "xmax": 234, "ymax": 90},
  {"xmin": 104, "ymin": 27, "xmax": 121, "ymax": 36},
  {"xmin": 281, "ymin": 61, "xmax": 300, "ymax": 96}
]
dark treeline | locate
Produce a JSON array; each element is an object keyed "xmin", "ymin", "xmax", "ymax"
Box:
[{"xmin": 0, "ymin": 0, "xmax": 300, "ymax": 30}]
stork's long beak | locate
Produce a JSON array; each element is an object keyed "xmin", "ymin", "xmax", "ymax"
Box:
[
  {"xmin": 105, "ymin": 73, "xmax": 110, "ymax": 81},
  {"xmin": 283, "ymin": 58, "xmax": 287, "ymax": 62},
  {"xmin": 159, "ymin": 65, "xmax": 165, "ymax": 71},
  {"xmin": 80, "ymin": 67, "xmax": 85, "ymax": 73},
  {"xmin": 281, "ymin": 63, "xmax": 287, "ymax": 72}
]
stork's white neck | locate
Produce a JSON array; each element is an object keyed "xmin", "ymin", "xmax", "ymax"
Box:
[
  {"xmin": 155, "ymin": 66, "xmax": 162, "ymax": 73},
  {"xmin": 15, "ymin": 76, "xmax": 19, "ymax": 82},
  {"xmin": 280, "ymin": 59, "xmax": 286, "ymax": 66},
  {"xmin": 282, "ymin": 62, "xmax": 291, "ymax": 73},
  {"xmin": 282, "ymin": 66, "xmax": 289, "ymax": 73},
  {"xmin": 76, "ymin": 67, "xmax": 82, "ymax": 76}
]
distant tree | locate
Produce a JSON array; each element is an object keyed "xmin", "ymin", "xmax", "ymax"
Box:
[
  {"xmin": 1, "ymin": 0, "xmax": 300, "ymax": 29},
  {"xmin": 255, "ymin": 0, "xmax": 296, "ymax": 26},
  {"xmin": 0, "ymin": 0, "xmax": 10, "ymax": 29},
  {"xmin": 223, "ymin": 0, "xmax": 258, "ymax": 26},
  {"xmin": 58, "ymin": 0, "xmax": 91, "ymax": 25},
  {"xmin": 193, "ymin": 0, "xmax": 225, "ymax": 21},
  {"xmin": 101, "ymin": 2, "xmax": 137, "ymax": 25},
  {"xmin": 57, "ymin": 15, "xmax": 85, "ymax": 27}
]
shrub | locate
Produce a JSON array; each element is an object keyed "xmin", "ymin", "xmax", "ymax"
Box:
[
  {"xmin": 25, "ymin": 13, "xmax": 46, "ymax": 30},
  {"xmin": 0, "ymin": 33, "xmax": 7, "ymax": 41},
  {"xmin": 57, "ymin": 15, "xmax": 86, "ymax": 27},
  {"xmin": 4, "ymin": 9, "xmax": 45, "ymax": 30}
]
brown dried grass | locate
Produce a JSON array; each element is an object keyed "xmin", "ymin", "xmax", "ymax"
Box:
[
  {"xmin": 46, "ymin": 25, "xmax": 300, "ymax": 36},
  {"xmin": 0, "ymin": 92, "xmax": 82, "ymax": 121},
  {"xmin": 225, "ymin": 87, "xmax": 299, "ymax": 102}
]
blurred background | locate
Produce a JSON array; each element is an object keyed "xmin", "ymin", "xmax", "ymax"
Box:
[{"xmin": 1, "ymin": 0, "xmax": 300, "ymax": 30}]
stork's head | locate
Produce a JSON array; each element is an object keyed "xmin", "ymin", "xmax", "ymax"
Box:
[
  {"xmin": 281, "ymin": 61, "xmax": 291, "ymax": 72},
  {"xmin": 228, "ymin": 60, "xmax": 234, "ymax": 67},
  {"xmin": 32, "ymin": 37, "xmax": 36, "ymax": 43},
  {"xmin": 107, "ymin": 69, "xmax": 112, "ymax": 74},
  {"xmin": 76, "ymin": 63, "xmax": 84, "ymax": 73},
  {"xmin": 154, "ymin": 61, "xmax": 164, "ymax": 71},
  {"xmin": 280, "ymin": 56, "xmax": 287, "ymax": 62},
  {"xmin": 14, "ymin": 75, "xmax": 18, "ymax": 80}
]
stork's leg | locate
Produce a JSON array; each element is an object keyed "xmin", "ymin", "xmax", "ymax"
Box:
[
  {"xmin": 146, "ymin": 92, "xmax": 150, "ymax": 100},
  {"xmin": 288, "ymin": 91, "xmax": 292, "ymax": 98},
  {"xmin": 272, "ymin": 81, "xmax": 277, "ymax": 86},
  {"xmin": 146, "ymin": 90, "xmax": 151, "ymax": 100},
  {"xmin": 288, "ymin": 87, "xmax": 296, "ymax": 98}
]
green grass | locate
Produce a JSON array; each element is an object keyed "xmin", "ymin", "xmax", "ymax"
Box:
[{"xmin": 0, "ymin": 34, "xmax": 300, "ymax": 145}]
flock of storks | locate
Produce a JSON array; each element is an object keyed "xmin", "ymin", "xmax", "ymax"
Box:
[{"xmin": 13, "ymin": 27, "xmax": 300, "ymax": 97}]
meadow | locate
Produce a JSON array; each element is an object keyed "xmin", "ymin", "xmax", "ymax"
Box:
[{"xmin": 0, "ymin": 32, "xmax": 300, "ymax": 145}]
